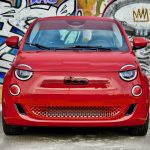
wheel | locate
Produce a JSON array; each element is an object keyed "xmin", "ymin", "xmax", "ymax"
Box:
[
  {"xmin": 2, "ymin": 115, "xmax": 23, "ymax": 135},
  {"xmin": 128, "ymin": 116, "xmax": 149, "ymax": 136}
]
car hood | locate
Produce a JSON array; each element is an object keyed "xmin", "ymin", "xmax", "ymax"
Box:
[{"xmin": 14, "ymin": 51, "xmax": 138, "ymax": 72}]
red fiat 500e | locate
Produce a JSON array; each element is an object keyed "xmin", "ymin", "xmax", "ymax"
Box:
[{"xmin": 2, "ymin": 16, "xmax": 150, "ymax": 136}]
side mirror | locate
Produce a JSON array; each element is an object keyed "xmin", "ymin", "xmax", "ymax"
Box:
[
  {"xmin": 133, "ymin": 37, "xmax": 148, "ymax": 50},
  {"xmin": 6, "ymin": 36, "xmax": 19, "ymax": 48}
]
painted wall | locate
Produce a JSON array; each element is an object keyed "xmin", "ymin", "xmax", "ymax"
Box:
[{"xmin": 0, "ymin": 0, "xmax": 150, "ymax": 86}]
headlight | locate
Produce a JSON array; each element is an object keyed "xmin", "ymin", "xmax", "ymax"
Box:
[
  {"xmin": 119, "ymin": 70, "xmax": 137, "ymax": 81},
  {"xmin": 15, "ymin": 69, "xmax": 33, "ymax": 81}
]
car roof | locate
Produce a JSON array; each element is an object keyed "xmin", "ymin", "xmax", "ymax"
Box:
[
  {"xmin": 35, "ymin": 16, "xmax": 118, "ymax": 31},
  {"xmin": 36, "ymin": 16, "xmax": 116, "ymax": 23}
]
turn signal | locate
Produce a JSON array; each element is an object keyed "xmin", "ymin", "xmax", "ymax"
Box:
[
  {"xmin": 132, "ymin": 85, "xmax": 142, "ymax": 97},
  {"xmin": 9, "ymin": 84, "xmax": 20, "ymax": 96}
]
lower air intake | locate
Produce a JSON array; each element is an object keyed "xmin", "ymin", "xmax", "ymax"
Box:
[{"xmin": 30, "ymin": 106, "xmax": 122, "ymax": 119}]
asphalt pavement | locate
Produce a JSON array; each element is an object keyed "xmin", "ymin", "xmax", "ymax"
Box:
[{"xmin": 0, "ymin": 106, "xmax": 150, "ymax": 150}]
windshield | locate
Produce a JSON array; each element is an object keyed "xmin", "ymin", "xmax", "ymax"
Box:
[{"xmin": 23, "ymin": 19, "xmax": 128, "ymax": 51}]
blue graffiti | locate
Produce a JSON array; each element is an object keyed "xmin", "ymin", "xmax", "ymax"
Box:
[
  {"xmin": 10, "ymin": 48, "xmax": 18, "ymax": 55},
  {"xmin": 15, "ymin": 0, "xmax": 22, "ymax": 8},
  {"xmin": 10, "ymin": 27, "xmax": 24, "ymax": 37},
  {"xmin": 31, "ymin": 0, "xmax": 57, "ymax": 5},
  {"xmin": 0, "ymin": 72, "xmax": 5, "ymax": 84},
  {"xmin": 0, "ymin": 22, "xmax": 4, "ymax": 30},
  {"xmin": 0, "ymin": 37, "xmax": 6, "ymax": 46}
]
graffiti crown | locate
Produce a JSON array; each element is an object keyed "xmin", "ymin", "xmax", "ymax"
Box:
[{"xmin": 133, "ymin": 8, "xmax": 149, "ymax": 22}]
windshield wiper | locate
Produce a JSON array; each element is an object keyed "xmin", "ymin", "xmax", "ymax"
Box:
[
  {"xmin": 25, "ymin": 42, "xmax": 52, "ymax": 50},
  {"xmin": 63, "ymin": 45, "xmax": 112, "ymax": 51},
  {"xmin": 25, "ymin": 43, "xmax": 112, "ymax": 51},
  {"xmin": 25, "ymin": 42, "xmax": 68, "ymax": 51}
]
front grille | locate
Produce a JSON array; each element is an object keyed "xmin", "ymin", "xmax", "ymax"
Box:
[{"xmin": 29, "ymin": 106, "xmax": 122, "ymax": 119}]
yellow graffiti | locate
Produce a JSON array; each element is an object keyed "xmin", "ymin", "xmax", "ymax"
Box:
[
  {"xmin": 78, "ymin": 0, "xmax": 107, "ymax": 16},
  {"xmin": 78, "ymin": 0, "xmax": 96, "ymax": 16},
  {"xmin": 133, "ymin": 8, "xmax": 149, "ymax": 22}
]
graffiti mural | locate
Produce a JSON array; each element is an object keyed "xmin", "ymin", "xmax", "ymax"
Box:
[
  {"xmin": 0, "ymin": 0, "xmax": 108, "ymax": 84},
  {"xmin": 103, "ymin": 0, "xmax": 150, "ymax": 85}
]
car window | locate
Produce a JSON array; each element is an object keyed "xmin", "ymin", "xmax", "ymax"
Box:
[
  {"xmin": 23, "ymin": 19, "xmax": 128, "ymax": 51},
  {"xmin": 112, "ymin": 23, "xmax": 123, "ymax": 48},
  {"xmin": 29, "ymin": 23, "xmax": 40, "ymax": 43}
]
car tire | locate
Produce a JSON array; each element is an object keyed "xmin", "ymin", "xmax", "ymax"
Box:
[
  {"xmin": 128, "ymin": 116, "xmax": 149, "ymax": 136},
  {"xmin": 2, "ymin": 116, "xmax": 23, "ymax": 135}
]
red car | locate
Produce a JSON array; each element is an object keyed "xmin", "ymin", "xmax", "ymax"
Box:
[{"xmin": 2, "ymin": 16, "xmax": 149, "ymax": 136}]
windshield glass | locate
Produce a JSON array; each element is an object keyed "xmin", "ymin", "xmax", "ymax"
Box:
[{"xmin": 23, "ymin": 19, "xmax": 128, "ymax": 51}]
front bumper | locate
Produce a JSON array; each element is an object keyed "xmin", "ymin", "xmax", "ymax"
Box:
[
  {"xmin": 2, "ymin": 70, "xmax": 149, "ymax": 127},
  {"xmin": 2, "ymin": 95, "xmax": 149, "ymax": 127},
  {"xmin": 4, "ymin": 115, "xmax": 148, "ymax": 128}
]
